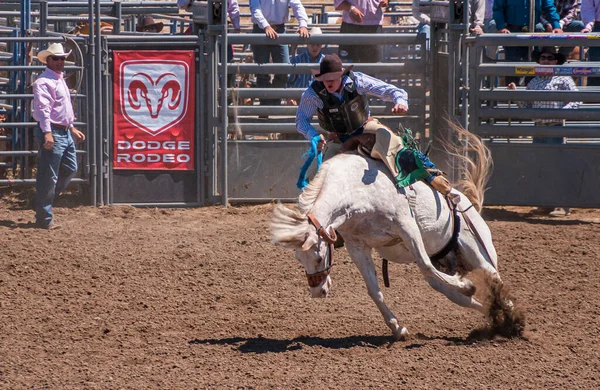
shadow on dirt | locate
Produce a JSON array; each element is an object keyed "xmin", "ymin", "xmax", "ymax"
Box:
[
  {"xmin": 1, "ymin": 187, "xmax": 86, "ymax": 211},
  {"xmin": 189, "ymin": 335, "xmax": 394, "ymax": 353},
  {"xmin": 189, "ymin": 330, "xmax": 520, "ymax": 353},
  {"xmin": 482, "ymin": 207, "xmax": 596, "ymax": 226},
  {"xmin": 0, "ymin": 219, "xmax": 39, "ymax": 229}
]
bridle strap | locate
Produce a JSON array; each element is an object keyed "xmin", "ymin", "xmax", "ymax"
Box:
[
  {"xmin": 306, "ymin": 213, "xmax": 338, "ymax": 244},
  {"xmin": 305, "ymin": 212, "xmax": 336, "ymax": 288},
  {"xmin": 305, "ymin": 242, "xmax": 334, "ymax": 288}
]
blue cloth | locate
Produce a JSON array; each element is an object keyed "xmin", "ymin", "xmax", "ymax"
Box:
[
  {"xmin": 251, "ymin": 23, "xmax": 289, "ymax": 105},
  {"xmin": 35, "ymin": 126, "xmax": 78, "ymax": 227},
  {"xmin": 416, "ymin": 23, "xmax": 430, "ymax": 51},
  {"xmin": 493, "ymin": 0, "xmax": 561, "ymax": 30},
  {"xmin": 286, "ymin": 51, "xmax": 325, "ymax": 89},
  {"xmin": 296, "ymin": 135, "xmax": 322, "ymax": 190}
]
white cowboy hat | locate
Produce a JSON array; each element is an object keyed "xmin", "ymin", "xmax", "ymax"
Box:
[
  {"xmin": 310, "ymin": 27, "xmax": 323, "ymax": 35},
  {"xmin": 37, "ymin": 43, "xmax": 72, "ymax": 64}
]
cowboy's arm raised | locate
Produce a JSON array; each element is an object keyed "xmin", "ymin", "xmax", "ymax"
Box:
[{"xmin": 354, "ymin": 72, "xmax": 408, "ymax": 114}]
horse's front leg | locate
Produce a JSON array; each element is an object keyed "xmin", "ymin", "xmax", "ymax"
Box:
[{"xmin": 346, "ymin": 240, "xmax": 409, "ymax": 341}]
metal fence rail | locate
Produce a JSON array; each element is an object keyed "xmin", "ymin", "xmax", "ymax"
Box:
[{"xmin": 466, "ymin": 34, "xmax": 600, "ymax": 207}]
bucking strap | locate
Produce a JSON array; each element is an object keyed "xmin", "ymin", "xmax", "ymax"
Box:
[
  {"xmin": 430, "ymin": 198, "xmax": 461, "ymax": 262},
  {"xmin": 383, "ymin": 196, "xmax": 460, "ymax": 288}
]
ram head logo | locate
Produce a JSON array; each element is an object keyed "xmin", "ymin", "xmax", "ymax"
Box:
[{"xmin": 127, "ymin": 72, "xmax": 182, "ymax": 118}]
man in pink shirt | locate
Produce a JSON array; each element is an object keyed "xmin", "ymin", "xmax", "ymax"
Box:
[
  {"xmin": 32, "ymin": 43, "xmax": 85, "ymax": 229},
  {"xmin": 334, "ymin": 0, "xmax": 387, "ymax": 63}
]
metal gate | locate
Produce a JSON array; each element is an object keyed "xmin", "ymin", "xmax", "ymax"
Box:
[
  {"xmin": 466, "ymin": 34, "xmax": 600, "ymax": 207},
  {"xmin": 3, "ymin": 0, "xmax": 598, "ymax": 208}
]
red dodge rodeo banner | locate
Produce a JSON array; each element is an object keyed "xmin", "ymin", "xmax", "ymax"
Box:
[{"xmin": 113, "ymin": 50, "xmax": 195, "ymax": 170}]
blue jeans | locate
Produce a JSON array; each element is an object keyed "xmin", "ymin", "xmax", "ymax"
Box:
[
  {"xmin": 35, "ymin": 126, "xmax": 78, "ymax": 227},
  {"xmin": 504, "ymin": 37, "xmax": 530, "ymax": 85},
  {"xmin": 338, "ymin": 22, "xmax": 384, "ymax": 62},
  {"xmin": 251, "ymin": 24, "xmax": 289, "ymax": 105}
]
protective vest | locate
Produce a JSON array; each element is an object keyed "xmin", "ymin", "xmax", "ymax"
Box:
[{"xmin": 311, "ymin": 72, "xmax": 370, "ymax": 135}]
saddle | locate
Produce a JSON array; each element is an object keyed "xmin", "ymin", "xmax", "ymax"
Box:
[
  {"xmin": 339, "ymin": 133, "xmax": 376, "ymax": 155},
  {"xmin": 339, "ymin": 131, "xmax": 455, "ymax": 199}
]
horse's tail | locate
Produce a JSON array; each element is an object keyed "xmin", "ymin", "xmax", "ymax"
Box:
[{"xmin": 444, "ymin": 121, "xmax": 493, "ymax": 212}]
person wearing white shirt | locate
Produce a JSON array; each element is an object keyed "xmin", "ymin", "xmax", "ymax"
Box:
[{"xmin": 250, "ymin": 0, "xmax": 310, "ymax": 106}]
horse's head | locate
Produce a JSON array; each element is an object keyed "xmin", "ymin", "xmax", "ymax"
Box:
[{"xmin": 271, "ymin": 204, "xmax": 336, "ymax": 298}]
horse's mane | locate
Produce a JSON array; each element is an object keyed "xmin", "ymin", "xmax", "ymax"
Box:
[
  {"xmin": 297, "ymin": 157, "xmax": 334, "ymax": 214},
  {"xmin": 271, "ymin": 157, "xmax": 334, "ymax": 247},
  {"xmin": 443, "ymin": 122, "xmax": 493, "ymax": 212}
]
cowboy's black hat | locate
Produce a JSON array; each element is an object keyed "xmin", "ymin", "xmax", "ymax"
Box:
[{"xmin": 312, "ymin": 54, "xmax": 353, "ymax": 81}]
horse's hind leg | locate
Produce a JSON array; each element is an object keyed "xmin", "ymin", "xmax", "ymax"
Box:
[
  {"xmin": 399, "ymin": 222, "xmax": 475, "ymax": 296},
  {"xmin": 346, "ymin": 241, "xmax": 409, "ymax": 341},
  {"xmin": 425, "ymin": 276, "xmax": 487, "ymax": 314}
]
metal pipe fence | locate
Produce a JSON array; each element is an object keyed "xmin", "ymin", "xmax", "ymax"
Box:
[{"xmin": 467, "ymin": 34, "xmax": 600, "ymax": 140}]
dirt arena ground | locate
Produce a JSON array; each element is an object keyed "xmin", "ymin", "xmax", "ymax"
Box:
[{"xmin": 0, "ymin": 193, "xmax": 598, "ymax": 389}]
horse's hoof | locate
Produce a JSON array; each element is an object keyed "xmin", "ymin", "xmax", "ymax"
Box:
[
  {"xmin": 461, "ymin": 279, "xmax": 476, "ymax": 297},
  {"xmin": 393, "ymin": 327, "xmax": 409, "ymax": 341}
]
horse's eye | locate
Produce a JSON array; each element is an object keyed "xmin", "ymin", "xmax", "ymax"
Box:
[{"xmin": 316, "ymin": 256, "xmax": 323, "ymax": 264}]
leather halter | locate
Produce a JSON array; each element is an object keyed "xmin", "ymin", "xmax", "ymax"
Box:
[{"xmin": 305, "ymin": 213, "xmax": 337, "ymax": 288}]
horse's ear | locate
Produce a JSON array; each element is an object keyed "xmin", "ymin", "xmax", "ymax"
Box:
[{"xmin": 301, "ymin": 231, "xmax": 319, "ymax": 251}]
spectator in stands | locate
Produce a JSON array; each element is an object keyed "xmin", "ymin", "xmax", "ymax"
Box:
[
  {"xmin": 177, "ymin": 0, "xmax": 240, "ymax": 91},
  {"xmin": 538, "ymin": 0, "xmax": 584, "ymax": 57},
  {"xmin": 32, "ymin": 43, "xmax": 86, "ymax": 229},
  {"xmin": 469, "ymin": 0, "xmax": 485, "ymax": 34},
  {"xmin": 494, "ymin": 0, "xmax": 563, "ymax": 85},
  {"xmin": 177, "ymin": 0, "xmax": 241, "ymax": 35},
  {"xmin": 483, "ymin": 0, "xmax": 499, "ymax": 60},
  {"xmin": 250, "ymin": 0, "xmax": 310, "ymax": 108},
  {"xmin": 136, "ymin": 16, "xmax": 165, "ymax": 33},
  {"xmin": 507, "ymin": 46, "xmax": 579, "ymax": 216},
  {"xmin": 286, "ymin": 27, "xmax": 325, "ymax": 97},
  {"xmin": 412, "ymin": 0, "xmax": 430, "ymax": 49},
  {"xmin": 278, "ymin": 27, "xmax": 325, "ymax": 139},
  {"xmin": 335, "ymin": 0, "xmax": 386, "ymax": 63},
  {"xmin": 581, "ymin": 0, "xmax": 600, "ymax": 85},
  {"xmin": 67, "ymin": 21, "xmax": 114, "ymax": 35}
]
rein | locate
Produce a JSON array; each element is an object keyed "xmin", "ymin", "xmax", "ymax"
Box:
[
  {"xmin": 305, "ymin": 213, "xmax": 337, "ymax": 288},
  {"xmin": 457, "ymin": 204, "xmax": 496, "ymax": 267}
]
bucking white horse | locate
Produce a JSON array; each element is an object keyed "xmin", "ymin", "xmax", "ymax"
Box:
[{"xmin": 271, "ymin": 124, "xmax": 524, "ymax": 340}]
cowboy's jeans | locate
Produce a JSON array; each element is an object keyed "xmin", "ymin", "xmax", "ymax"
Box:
[{"xmin": 35, "ymin": 127, "xmax": 78, "ymax": 227}]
